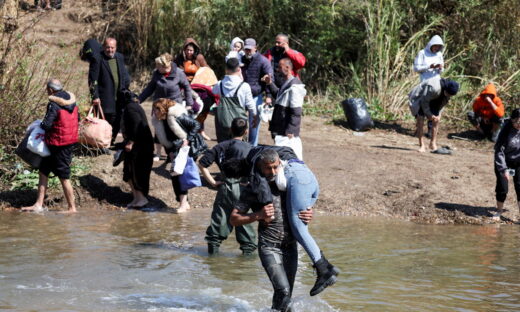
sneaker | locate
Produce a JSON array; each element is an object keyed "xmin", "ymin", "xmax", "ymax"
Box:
[{"xmin": 153, "ymin": 154, "xmax": 160, "ymax": 162}]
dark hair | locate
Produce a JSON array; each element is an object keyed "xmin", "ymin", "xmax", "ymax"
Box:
[
  {"xmin": 222, "ymin": 158, "xmax": 249, "ymax": 178},
  {"xmin": 512, "ymin": 108, "xmax": 520, "ymax": 119},
  {"xmin": 226, "ymin": 58, "xmax": 240, "ymax": 72},
  {"xmin": 231, "ymin": 117, "xmax": 248, "ymax": 137},
  {"xmin": 279, "ymin": 58, "xmax": 294, "ymax": 70}
]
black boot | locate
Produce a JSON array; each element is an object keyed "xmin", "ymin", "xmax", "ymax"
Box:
[
  {"xmin": 310, "ymin": 253, "xmax": 339, "ymax": 296},
  {"xmin": 208, "ymin": 244, "xmax": 219, "ymax": 255}
]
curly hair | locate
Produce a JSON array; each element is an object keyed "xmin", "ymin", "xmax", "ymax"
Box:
[
  {"xmin": 155, "ymin": 53, "xmax": 173, "ymax": 68},
  {"xmin": 152, "ymin": 98, "xmax": 176, "ymax": 120}
]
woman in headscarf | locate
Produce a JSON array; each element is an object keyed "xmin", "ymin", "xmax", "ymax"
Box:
[
  {"xmin": 174, "ymin": 38, "xmax": 209, "ymax": 83},
  {"xmin": 121, "ymin": 91, "xmax": 154, "ymax": 208}
]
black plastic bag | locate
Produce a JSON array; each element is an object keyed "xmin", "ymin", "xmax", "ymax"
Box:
[
  {"xmin": 341, "ymin": 98, "xmax": 374, "ymax": 131},
  {"xmin": 15, "ymin": 131, "xmax": 42, "ymax": 169}
]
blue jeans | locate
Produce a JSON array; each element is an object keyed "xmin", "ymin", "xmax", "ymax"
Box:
[
  {"xmin": 285, "ymin": 162, "xmax": 322, "ymax": 263},
  {"xmin": 248, "ymin": 95, "xmax": 264, "ymax": 146}
]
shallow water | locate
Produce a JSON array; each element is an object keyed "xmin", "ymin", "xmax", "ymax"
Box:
[{"xmin": 1, "ymin": 210, "xmax": 520, "ymax": 311}]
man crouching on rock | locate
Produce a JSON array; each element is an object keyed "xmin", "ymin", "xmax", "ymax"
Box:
[{"xmin": 22, "ymin": 79, "xmax": 79, "ymax": 213}]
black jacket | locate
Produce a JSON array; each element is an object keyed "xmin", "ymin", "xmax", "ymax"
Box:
[
  {"xmin": 494, "ymin": 119, "xmax": 520, "ymax": 172},
  {"xmin": 245, "ymin": 145, "xmax": 298, "ymax": 205},
  {"xmin": 267, "ymin": 77, "xmax": 304, "ymax": 137},
  {"xmin": 89, "ymin": 52, "xmax": 131, "ymax": 114}
]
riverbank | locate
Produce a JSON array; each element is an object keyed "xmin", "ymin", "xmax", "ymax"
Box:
[{"xmin": 0, "ymin": 2, "xmax": 514, "ymax": 225}]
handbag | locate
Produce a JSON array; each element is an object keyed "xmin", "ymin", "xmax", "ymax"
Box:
[
  {"xmin": 79, "ymin": 105, "xmax": 112, "ymax": 148},
  {"xmin": 179, "ymin": 157, "xmax": 202, "ymax": 192},
  {"xmin": 27, "ymin": 122, "xmax": 50, "ymax": 157}
]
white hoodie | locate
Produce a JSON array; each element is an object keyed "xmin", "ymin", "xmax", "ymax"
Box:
[
  {"xmin": 414, "ymin": 35, "xmax": 444, "ymax": 82},
  {"xmin": 225, "ymin": 37, "xmax": 245, "ymax": 66}
]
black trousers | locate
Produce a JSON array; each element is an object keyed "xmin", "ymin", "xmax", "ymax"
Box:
[
  {"xmin": 105, "ymin": 111, "xmax": 122, "ymax": 144},
  {"xmin": 495, "ymin": 165, "xmax": 520, "ymax": 202},
  {"xmin": 258, "ymin": 240, "xmax": 298, "ymax": 312},
  {"xmin": 171, "ymin": 175, "xmax": 188, "ymax": 202}
]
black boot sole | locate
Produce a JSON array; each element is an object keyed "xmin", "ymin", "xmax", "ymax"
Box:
[{"xmin": 310, "ymin": 274, "xmax": 338, "ymax": 296}]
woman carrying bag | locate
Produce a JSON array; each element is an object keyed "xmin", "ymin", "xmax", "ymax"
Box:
[{"xmin": 152, "ymin": 98, "xmax": 204, "ymax": 212}]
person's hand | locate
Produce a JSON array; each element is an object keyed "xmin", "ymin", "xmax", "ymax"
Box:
[
  {"xmin": 262, "ymin": 74, "xmax": 272, "ymax": 85},
  {"xmin": 252, "ymin": 115, "xmax": 259, "ymax": 128},
  {"xmin": 436, "ymin": 64, "xmax": 443, "ymax": 70},
  {"xmin": 430, "ymin": 64, "xmax": 436, "ymax": 69},
  {"xmin": 169, "ymin": 152, "xmax": 175, "ymax": 159},
  {"xmin": 298, "ymin": 208, "xmax": 313, "ymax": 224},
  {"xmin": 182, "ymin": 139, "xmax": 189, "ymax": 147},
  {"xmin": 286, "ymin": 133, "xmax": 294, "ymax": 139},
  {"xmin": 503, "ymin": 171, "xmax": 510, "ymax": 180},
  {"xmin": 280, "ymin": 41, "xmax": 289, "ymax": 52},
  {"xmin": 265, "ymin": 97, "xmax": 272, "ymax": 105},
  {"xmin": 212, "ymin": 180, "xmax": 224, "ymax": 188},
  {"xmin": 259, "ymin": 203, "xmax": 275, "ymax": 222},
  {"xmin": 92, "ymin": 98, "xmax": 101, "ymax": 106},
  {"xmin": 429, "ymin": 115, "xmax": 440, "ymax": 122},
  {"xmin": 124, "ymin": 141, "xmax": 133, "ymax": 152}
]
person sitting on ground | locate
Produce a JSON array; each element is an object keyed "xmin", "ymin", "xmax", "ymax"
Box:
[
  {"xmin": 493, "ymin": 108, "xmax": 520, "ymax": 221},
  {"xmin": 224, "ymin": 147, "xmax": 339, "ymax": 303},
  {"xmin": 212, "ymin": 58, "xmax": 258, "ymax": 142},
  {"xmin": 174, "ymin": 38, "xmax": 209, "ymax": 83},
  {"xmin": 22, "ymin": 79, "xmax": 78, "ymax": 213},
  {"xmin": 468, "ymin": 83, "xmax": 504, "ymax": 142},
  {"xmin": 408, "ymin": 76, "xmax": 460, "ymax": 153},
  {"xmin": 198, "ymin": 117, "xmax": 256, "ymax": 255},
  {"xmin": 152, "ymin": 98, "xmax": 201, "ymax": 213},
  {"xmin": 225, "ymin": 37, "xmax": 245, "ymax": 66},
  {"xmin": 120, "ymin": 91, "xmax": 154, "ymax": 209},
  {"xmin": 139, "ymin": 53, "xmax": 194, "ymax": 162}
]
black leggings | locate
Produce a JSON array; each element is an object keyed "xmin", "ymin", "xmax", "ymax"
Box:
[
  {"xmin": 495, "ymin": 165, "xmax": 520, "ymax": 202},
  {"xmin": 171, "ymin": 175, "xmax": 188, "ymax": 202},
  {"xmin": 258, "ymin": 241, "xmax": 298, "ymax": 312}
]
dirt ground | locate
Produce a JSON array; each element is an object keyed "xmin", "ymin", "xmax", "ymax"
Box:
[{"xmin": 1, "ymin": 1, "xmax": 514, "ymax": 225}]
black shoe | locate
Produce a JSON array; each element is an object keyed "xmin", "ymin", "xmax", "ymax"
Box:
[
  {"xmin": 310, "ymin": 252, "xmax": 339, "ymax": 296},
  {"xmin": 208, "ymin": 244, "xmax": 219, "ymax": 255}
]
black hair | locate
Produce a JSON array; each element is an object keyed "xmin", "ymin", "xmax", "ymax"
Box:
[
  {"xmin": 222, "ymin": 158, "xmax": 249, "ymax": 179},
  {"xmin": 231, "ymin": 117, "xmax": 248, "ymax": 137},
  {"xmin": 512, "ymin": 108, "xmax": 520, "ymax": 119},
  {"xmin": 225, "ymin": 58, "xmax": 240, "ymax": 72}
]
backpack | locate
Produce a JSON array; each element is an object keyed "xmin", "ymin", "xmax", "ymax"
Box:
[{"xmin": 214, "ymin": 82, "xmax": 247, "ymax": 142}]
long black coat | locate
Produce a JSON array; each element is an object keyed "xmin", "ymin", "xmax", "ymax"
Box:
[
  {"xmin": 122, "ymin": 101, "xmax": 154, "ymax": 196},
  {"xmin": 89, "ymin": 52, "xmax": 131, "ymax": 114}
]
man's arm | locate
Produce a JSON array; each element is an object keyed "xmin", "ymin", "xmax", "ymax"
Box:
[
  {"xmin": 285, "ymin": 48, "xmax": 306, "ymax": 72},
  {"xmin": 198, "ymin": 165, "xmax": 222, "ymax": 188},
  {"xmin": 230, "ymin": 203, "xmax": 274, "ymax": 227},
  {"xmin": 40, "ymin": 103, "xmax": 58, "ymax": 131},
  {"xmin": 89, "ymin": 57, "xmax": 101, "ymax": 102}
]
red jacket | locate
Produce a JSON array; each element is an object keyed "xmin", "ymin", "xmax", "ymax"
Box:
[
  {"xmin": 44, "ymin": 91, "xmax": 79, "ymax": 146},
  {"xmin": 264, "ymin": 47, "xmax": 306, "ymax": 77}
]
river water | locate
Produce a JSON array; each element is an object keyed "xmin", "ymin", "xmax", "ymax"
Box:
[{"xmin": 1, "ymin": 210, "xmax": 520, "ymax": 311}]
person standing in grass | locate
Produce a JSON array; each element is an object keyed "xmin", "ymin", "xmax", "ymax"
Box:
[
  {"xmin": 22, "ymin": 79, "xmax": 78, "ymax": 213},
  {"xmin": 414, "ymin": 35, "xmax": 445, "ymax": 82}
]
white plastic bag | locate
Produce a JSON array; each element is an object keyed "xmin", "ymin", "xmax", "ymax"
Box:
[
  {"xmin": 274, "ymin": 135, "xmax": 303, "ymax": 160},
  {"xmin": 259, "ymin": 104, "xmax": 273, "ymax": 123},
  {"xmin": 170, "ymin": 146, "xmax": 190, "ymax": 176},
  {"xmin": 27, "ymin": 121, "xmax": 50, "ymax": 157}
]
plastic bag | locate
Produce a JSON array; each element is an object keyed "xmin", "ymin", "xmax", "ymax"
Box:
[
  {"xmin": 27, "ymin": 123, "xmax": 50, "ymax": 157},
  {"xmin": 170, "ymin": 146, "xmax": 190, "ymax": 176},
  {"xmin": 16, "ymin": 131, "xmax": 42, "ymax": 168},
  {"xmin": 259, "ymin": 104, "xmax": 273, "ymax": 123},
  {"xmin": 179, "ymin": 157, "xmax": 202, "ymax": 191},
  {"xmin": 274, "ymin": 135, "xmax": 303, "ymax": 160},
  {"xmin": 341, "ymin": 98, "xmax": 374, "ymax": 131}
]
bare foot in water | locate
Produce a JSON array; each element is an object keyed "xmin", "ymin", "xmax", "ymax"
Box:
[
  {"xmin": 57, "ymin": 209, "xmax": 78, "ymax": 214},
  {"xmin": 176, "ymin": 204, "xmax": 190, "ymax": 213},
  {"xmin": 131, "ymin": 199, "xmax": 149, "ymax": 209},
  {"xmin": 21, "ymin": 205, "xmax": 44, "ymax": 212},
  {"xmin": 418, "ymin": 146, "xmax": 426, "ymax": 153}
]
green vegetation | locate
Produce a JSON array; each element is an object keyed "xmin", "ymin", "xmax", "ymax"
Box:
[{"xmin": 110, "ymin": 0, "xmax": 519, "ymax": 122}]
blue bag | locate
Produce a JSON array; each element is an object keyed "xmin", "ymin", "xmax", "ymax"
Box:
[{"xmin": 179, "ymin": 157, "xmax": 202, "ymax": 191}]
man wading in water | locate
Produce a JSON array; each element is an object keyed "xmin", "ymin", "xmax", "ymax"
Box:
[{"xmin": 225, "ymin": 148, "xmax": 338, "ymax": 311}]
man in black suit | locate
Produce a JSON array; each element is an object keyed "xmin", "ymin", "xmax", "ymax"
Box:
[{"xmin": 89, "ymin": 37, "xmax": 131, "ymax": 145}]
